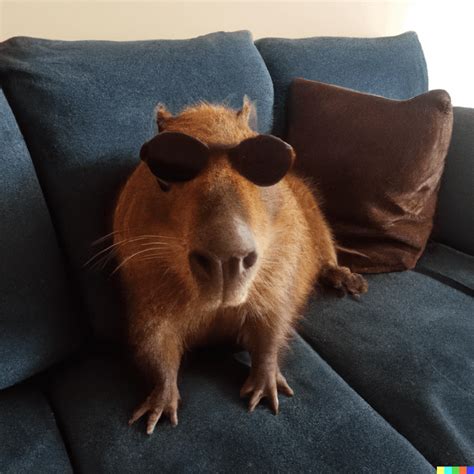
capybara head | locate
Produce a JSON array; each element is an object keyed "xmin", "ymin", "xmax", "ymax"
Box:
[{"xmin": 115, "ymin": 98, "xmax": 295, "ymax": 310}]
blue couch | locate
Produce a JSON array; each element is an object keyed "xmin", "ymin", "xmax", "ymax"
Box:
[{"xmin": 0, "ymin": 31, "xmax": 472, "ymax": 472}]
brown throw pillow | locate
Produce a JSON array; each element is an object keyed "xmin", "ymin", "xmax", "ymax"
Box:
[{"xmin": 287, "ymin": 78, "xmax": 453, "ymax": 273}]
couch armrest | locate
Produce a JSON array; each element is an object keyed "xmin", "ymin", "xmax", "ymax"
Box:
[{"xmin": 433, "ymin": 106, "xmax": 474, "ymax": 255}]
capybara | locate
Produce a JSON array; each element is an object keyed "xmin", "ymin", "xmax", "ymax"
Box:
[{"xmin": 112, "ymin": 97, "xmax": 367, "ymax": 434}]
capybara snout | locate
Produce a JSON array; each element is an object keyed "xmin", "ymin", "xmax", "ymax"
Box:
[
  {"xmin": 189, "ymin": 210, "xmax": 258, "ymax": 306},
  {"xmin": 187, "ymin": 170, "xmax": 260, "ymax": 306}
]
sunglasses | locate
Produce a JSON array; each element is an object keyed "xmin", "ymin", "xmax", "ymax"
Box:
[{"xmin": 140, "ymin": 131, "xmax": 295, "ymax": 191}]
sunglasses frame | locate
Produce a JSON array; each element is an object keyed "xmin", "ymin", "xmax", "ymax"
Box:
[{"xmin": 140, "ymin": 131, "xmax": 295, "ymax": 189}]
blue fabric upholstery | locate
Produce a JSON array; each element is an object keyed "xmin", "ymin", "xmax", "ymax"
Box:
[
  {"xmin": 300, "ymin": 269, "xmax": 474, "ymax": 466},
  {"xmin": 48, "ymin": 337, "xmax": 432, "ymax": 473},
  {"xmin": 0, "ymin": 384, "xmax": 72, "ymax": 473},
  {"xmin": 433, "ymin": 107, "xmax": 474, "ymax": 255},
  {"xmin": 255, "ymin": 31, "xmax": 428, "ymax": 136},
  {"xmin": 0, "ymin": 90, "xmax": 82, "ymax": 390},
  {"xmin": 0, "ymin": 32, "xmax": 273, "ymax": 339}
]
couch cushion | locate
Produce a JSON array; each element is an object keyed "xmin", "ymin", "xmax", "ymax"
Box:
[
  {"xmin": 0, "ymin": 384, "xmax": 72, "ymax": 473},
  {"xmin": 433, "ymin": 106, "xmax": 474, "ymax": 255},
  {"xmin": 48, "ymin": 337, "xmax": 432, "ymax": 472},
  {"xmin": 418, "ymin": 242, "xmax": 474, "ymax": 292},
  {"xmin": 255, "ymin": 31, "xmax": 428, "ymax": 136},
  {"xmin": 287, "ymin": 78, "xmax": 453, "ymax": 273},
  {"xmin": 0, "ymin": 90, "xmax": 82, "ymax": 390},
  {"xmin": 300, "ymin": 270, "xmax": 474, "ymax": 466},
  {"xmin": 0, "ymin": 32, "xmax": 273, "ymax": 339}
]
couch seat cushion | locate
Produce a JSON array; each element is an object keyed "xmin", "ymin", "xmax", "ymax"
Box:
[
  {"xmin": 48, "ymin": 337, "xmax": 431, "ymax": 473},
  {"xmin": 0, "ymin": 384, "xmax": 72, "ymax": 473},
  {"xmin": 0, "ymin": 89, "xmax": 82, "ymax": 390},
  {"xmin": 0, "ymin": 32, "xmax": 273, "ymax": 340},
  {"xmin": 300, "ymin": 268, "xmax": 474, "ymax": 466}
]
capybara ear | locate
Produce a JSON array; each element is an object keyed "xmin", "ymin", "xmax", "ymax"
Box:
[
  {"xmin": 237, "ymin": 95, "xmax": 257, "ymax": 130},
  {"xmin": 155, "ymin": 103, "xmax": 173, "ymax": 131}
]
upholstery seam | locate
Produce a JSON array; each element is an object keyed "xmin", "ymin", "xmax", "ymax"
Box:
[
  {"xmin": 413, "ymin": 267, "xmax": 474, "ymax": 297},
  {"xmin": 42, "ymin": 388, "xmax": 80, "ymax": 474}
]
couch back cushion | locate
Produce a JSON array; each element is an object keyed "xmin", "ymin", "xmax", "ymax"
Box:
[
  {"xmin": 433, "ymin": 107, "xmax": 474, "ymax": 255},
  {"xmin": 0, "ymin": 32, "xmax": 274, "ymax": 339},
  {"xmin": 0, "ymin": 91, "xmax": 82, "ymax": 389},
  {"xmin": 255, "ymin": 31, "xmax": 428, "ymax": 136}
]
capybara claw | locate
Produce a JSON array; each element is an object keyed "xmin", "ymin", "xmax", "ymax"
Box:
[
  {"xmin": 129, "ymin": 385, "xmax": 180, "ymax": 434},
  {"xmin": 240, "ymin": 369, "xmax": 293, "ymax": 414}
]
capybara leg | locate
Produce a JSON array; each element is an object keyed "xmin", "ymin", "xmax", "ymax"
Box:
[
  {"xmin": 129, "ymin": 324, "xmax": 183, "ymax": 434},
  {"xmin": 320, "ymin": 265, "xmax": 368, "ymax": 296},
  {"xmin": 240, "ymin": 322, "xmax": 293, "ymax": 414}
]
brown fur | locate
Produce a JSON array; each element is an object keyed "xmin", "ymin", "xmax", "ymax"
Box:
[{"xmin": 112, "ymin": 99, "xmax": 367, "ymax": 434}]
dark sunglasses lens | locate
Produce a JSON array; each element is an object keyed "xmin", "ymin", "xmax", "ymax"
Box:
[
  {"xmin": 140, "ymin": 131, "xmax": 209, "ymax": 182},
  {"xmin": 229, "ymin": 135, "xmax": 294, "ymax": 186}
]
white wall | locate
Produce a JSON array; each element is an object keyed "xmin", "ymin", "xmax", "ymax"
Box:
[{"xmin": 1, "ymin": 0, "xmax": 473, "ymax": 106}]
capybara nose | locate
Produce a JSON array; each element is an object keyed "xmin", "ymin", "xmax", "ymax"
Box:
[
  {"xmin": 222, "ymin": 250, "xmax": 258, "ymax": 280},
  {"xmin": 189, "ymin": 250, "xmax": 219, "ymax": 280},
  {"xmin": 189, "ymin": 249, "xmax": 258, "ymax": 283}
]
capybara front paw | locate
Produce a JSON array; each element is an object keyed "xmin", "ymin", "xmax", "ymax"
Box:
[
  {"xmin": 322, "ymin": 265, "xmax": 368, "ymax": 296},
  {"xmin": 346, "ymin": 271, "xmax": 369, "ymax": 295},
  {"xmin": 240, "ymin": 369, "xmax": 293, "ymax": 414},
  {"xmin": 129, "ymin": 385, "xmax": 180, "ymax": 435}
]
